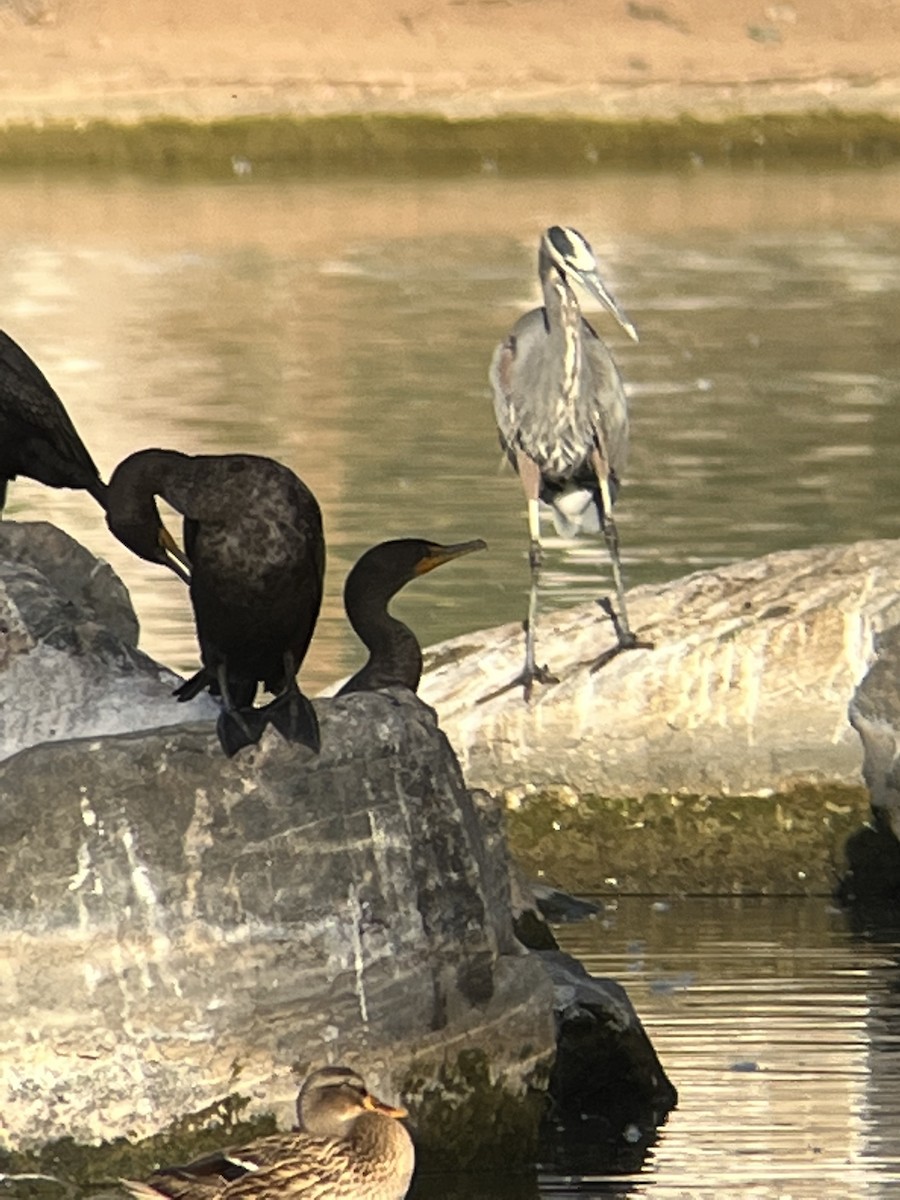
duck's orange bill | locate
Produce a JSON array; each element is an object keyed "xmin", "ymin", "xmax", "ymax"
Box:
[{"xmin": 365, "ymin": 1092, "xmax": 408, "ymax": 1119}]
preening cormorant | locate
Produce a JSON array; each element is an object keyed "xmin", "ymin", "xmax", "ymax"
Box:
[
  {"xmin": 0, "ymin": 329, "xmax": 107, "ymax": 513},
  {"xmin": 489, "ymin": 225, "xmax": 650, "ymax": 700},
  {"xmin": 337, "ymin": 538, "xmax": 486, "ymax": 696},
  {"xmin": 106, "ymin": 449, "xmax": 324, "ymax": 757}
]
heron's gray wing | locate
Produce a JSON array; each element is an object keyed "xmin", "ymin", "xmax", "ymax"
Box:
[{"xmin": 489, "ymin": 308, "xmax": 553, "ymax": 459}]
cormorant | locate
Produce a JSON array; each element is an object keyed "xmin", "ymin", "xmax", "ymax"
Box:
[
  {"xmin": 106, "ymin": 449, "xmax": 324, "ymax": 757},
  {"xmin": 337, "ymin": 538, "xmax": 486, "ymax": 696},
  {"xmin": 0, "ymin": 329, "xmax": 107, "ymax": 513}
]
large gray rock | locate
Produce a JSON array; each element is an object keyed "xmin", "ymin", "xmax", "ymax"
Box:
[
  {"xmin": 0, "ymin": 693, "xmax": 556, "ymax": 1162},
  {"xmin": 0, "ymin": 520, "xmax": 218, "ymax": 761},
  {"xmin": 421, "ymin": 540, "xmax": 900, "ymax": 798}
]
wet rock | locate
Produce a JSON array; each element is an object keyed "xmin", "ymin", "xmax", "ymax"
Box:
[
  {"xmin": 840, "ymin": 625, "xmax": 900, "ymax": 901},
  {"xmin": 538, "ymin": 951, "xmax": 677, "ymax": 1173},
  {"xmin": 0, "ymin": 519, "xmax": 218, "ymax": 760},
  {"xmin": 421, "ymin": 540, "xmax": 900, "ymax": 798}
]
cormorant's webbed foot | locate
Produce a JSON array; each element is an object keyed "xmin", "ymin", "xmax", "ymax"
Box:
[
  {"xmin": 260, "ymin": 688, "xmax": 321, "ymax": 754},
  {"xmin": 590, "ymin": 597, "xmax": 654, "ymax": 672},
  {"xmin": 216, "ymin": 706, "xmax": 266, "ymax": 757}
]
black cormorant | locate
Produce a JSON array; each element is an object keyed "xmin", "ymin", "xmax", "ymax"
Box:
[
  {"xmin": 337, "ymin": 538, "xmax": 486, "ymax": 696},
  {"xmin": 106, "ymin": 449, "xmax": 324, "ymax": 757},
  {"xmin": 0, "ymin": 329, "xmax": 107, "ymax": 513}
]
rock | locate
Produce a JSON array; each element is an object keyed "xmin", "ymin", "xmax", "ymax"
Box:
[
  {"xmin": 0, "ymin": 520, "xmax": 218, "ymax": 761},
  {"xmin": 840, "ymin": 624, "xmax": 900, "ymax": 901},
  {"xmin": 0, "ymin": 692, "xmax": 558, "ymax": 1164},
  {"xmin": 421, "ymin": 540, "xmax": 900, "ymax": 798},
  {"xmin": 538, "ymin": 951, "xmax": 677, "ymax": 1173}
]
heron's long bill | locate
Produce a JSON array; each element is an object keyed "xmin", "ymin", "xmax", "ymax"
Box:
[
  {"xmin": 414, "ymin": 538, "xmax": 488, "ymax": 576},
  {"xmin": 580, "ymin": 268, "xmax": 639, "ymax": 343}
]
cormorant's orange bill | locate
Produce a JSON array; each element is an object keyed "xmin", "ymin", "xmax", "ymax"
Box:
[
  {"xmin": 414, "ymin": 538, "xmax": 487, "ymax": 576},
  {"xmin": 158, "ymin": 523, "xmax": 191, "ymax": 584}
]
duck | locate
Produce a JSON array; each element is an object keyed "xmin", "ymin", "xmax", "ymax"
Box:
[
  {"xmin": 337, "ymin": 537, "xmax": 486, "ymax": 696},
  {"xmin": 0, "ymin": 329, "xmax": 107, "ymax": 514},
  {"xmin": 105, "ymin": 448, "xmax": 324, "ymax": 757},
  {"xmin": 121, "ymin": 1066, "xmax": 415, "ymax": 1200}
]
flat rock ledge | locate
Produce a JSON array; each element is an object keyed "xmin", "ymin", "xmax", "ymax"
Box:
[{"xmin": 421, "ymin": 539, "xmax": 900, "ymax": 800}]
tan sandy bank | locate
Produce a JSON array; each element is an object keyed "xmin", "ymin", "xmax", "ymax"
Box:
[{"xmin": 2, "ymin": 0, "xmax": 900, "ymax": 125}]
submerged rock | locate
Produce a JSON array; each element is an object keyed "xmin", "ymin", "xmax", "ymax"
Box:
[
  {"xmin": 421, "ymin": 539, "xmax": 900, "ymax": 798},
  {"xmin": 0, "ymin": 520, "xmax": 218, "ymax": 761}
]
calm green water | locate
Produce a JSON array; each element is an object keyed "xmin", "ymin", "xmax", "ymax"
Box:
[
  {"xmin": 1, "ymin": 167, "xmax": 899, "ymax": 692},
  {"xmin": 415, "ymin": 898, "xmax": 900, "ymax": 1200}
]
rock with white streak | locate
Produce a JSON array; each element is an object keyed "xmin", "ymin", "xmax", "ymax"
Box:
[
  {"xmin": 420, "ymin": 540, "xmax": 900, "ymax": 798},
  {"xmin": 0, "ymin": 519, "xmax": 218, "ymax": 761}
]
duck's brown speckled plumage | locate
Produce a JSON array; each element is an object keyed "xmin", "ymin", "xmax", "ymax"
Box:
[{"xmin": 121, "ymin": 1067, "xmax": 414, "ymax": 1200}]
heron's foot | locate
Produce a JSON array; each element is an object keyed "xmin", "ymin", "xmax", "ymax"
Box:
[
  {"xmin": 216, "ymin": 705, "xmax": 266, "ymax": 757},
  {"xmin": 590, "ymin": 597, "xmax": 654, "ymax": 672},
  {"xmin": 477, "ymin": 662, "xmax": 559, "ymax": 705}
]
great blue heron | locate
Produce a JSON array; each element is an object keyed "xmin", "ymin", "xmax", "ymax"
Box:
[
  {"xmin": 0, "ymin": 329, "xmax": 107, "ymax": 514},
  {"xmin": 489, "ymin": 224, "xmax": 649, "ymax": 699},
  {"xmin": 106, "ymin": 449, "xmax": 324, "ymax": 757},
  {"xmin": 337, "ymin": 537, "xmax": 487, "ymax": 695}
]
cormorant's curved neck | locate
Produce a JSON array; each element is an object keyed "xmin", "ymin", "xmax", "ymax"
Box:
[{"xmin": 340, "ymin": 571, "xmax": 422, "ymax": 693}]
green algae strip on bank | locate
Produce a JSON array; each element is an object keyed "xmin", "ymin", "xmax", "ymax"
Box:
[
  {"xmin": 0, "ymin": 112, "xmax": 899, "ymax": 176},
  {"xmin": 504, "ymin": 784, "xmax": 870, "ymax": 897}
]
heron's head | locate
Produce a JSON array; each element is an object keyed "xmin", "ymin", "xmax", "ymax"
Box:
[{"xmin": 543, "ymin": 225, "xmax": 639, "ymax": 342}]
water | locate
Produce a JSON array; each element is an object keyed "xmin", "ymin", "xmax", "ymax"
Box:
[
  {"xmin": 1, "ymin": 167, "xmax": 899, "ymax": 692},
  {"xmin": 3, "ymin": 166, "xmax": 900, "ymax": 1194},
  {"xmin": 412, "ymin": 897, "xmax": 900, "ymax": 1200}
]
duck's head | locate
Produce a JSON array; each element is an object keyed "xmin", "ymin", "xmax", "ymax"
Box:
[{"xmin": 297, "ymin": 1066, "xmax": 407, "ymax": 1138}]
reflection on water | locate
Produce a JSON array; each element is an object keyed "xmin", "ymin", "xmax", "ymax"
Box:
[
  {"xmin": 535, "ymin": 897, "xmax": 900, "ymax": 1200},
  {"xmin": 1, "ymin": 168, "xmax": 899, "ymax": 693}
]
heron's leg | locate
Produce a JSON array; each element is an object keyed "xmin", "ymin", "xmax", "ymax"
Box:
[
  {"xmin": 589, "ymin": 450, "xmax": 653, "ymax": 669},
  {"xmin": 478, "ymin": 455, "xmax": 557, "ymax": 703},
  {"xmin": 596, "ymin": 470, "xmax": 634, "ymax": 642}
]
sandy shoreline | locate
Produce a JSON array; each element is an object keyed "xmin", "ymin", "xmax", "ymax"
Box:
[{"xmin": 2, "ymin": 0, "xmax": 900, "ymax": 127}]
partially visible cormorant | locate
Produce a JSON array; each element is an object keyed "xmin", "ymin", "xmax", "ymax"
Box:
[
  {"xmin": 106, "ymin": 449, "xmax": 324, "ymax": 757},
  {"xmin": 337, "ymin": 538, "xmax": 486, "ymax": 696},
  {"xmin": 0, "ymin": 329, "xmax": 107, "ymax": 513}
]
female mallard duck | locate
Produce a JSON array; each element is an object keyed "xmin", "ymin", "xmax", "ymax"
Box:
[
  {"xmin": 105, "ymin": 449, "xmax": 324, "ymax": 757},
  {"xmin": 337, "ymin": 537, "xmax": 486, "ymax": 696},
  {"xmin": 121, "ymin": 1066, "xmax": 414, "ymax": 1200}
]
